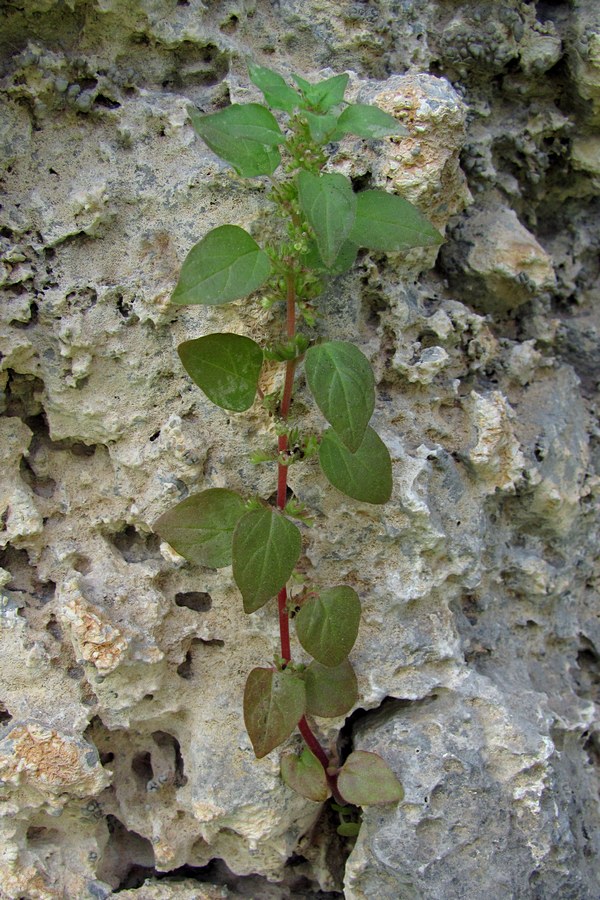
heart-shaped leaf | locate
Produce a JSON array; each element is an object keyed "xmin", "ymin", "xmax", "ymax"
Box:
[
  {"xmin": 281, "ymin": 748, "xmax": 330, "ymax": 801},
  {"xmin": 304, "ymin": 341, "xmax": 374, "ymax": 452},
  {"xmin": 298, "ymin": 172, "xmax": 356, "ymax": 267},
  {"xmin": 232, "ymin": 507, "xmax": 302, "ymax": 613},
  {"xmin": 172, "ymin": 225, "xmax": 272, "ymax": 306},
  {"xmin": 333, "ymin": 104, "xmax": 409, "ymax": 140},
  {"xmin": 304, "ymin": 658, "xmax": 357, "ymax": 718},
  {"xmin": 248, "ymin": 63, "xmax": 301, "ymax": 113},
  {"xmin": 319, "ymin": 426, "xmax": 392, "ymax": 504},
  {"xmin": 154, "ymin": 488, "xmax": 246, "ymax": 568},
  {"xmin": 177, "ymin": 333, "xmax": 263, "ymax": 412},
  {"xmin": 349, "ymin": 190, "xmax": 443, "ymax": 252},
  {"xmin": 295, "ymin": 586, "xmax": 361, "ymax": 667},
  {"xmin": 244, "ymin": 667, "xmax": 306, "ymax": 758},
  {"xmin": 189, "ymin": 103, "xmax": 284, "ymax": 177},
  {"xmin": 337, "ymin": 751, "xmax": 404, "ymax": 806}
]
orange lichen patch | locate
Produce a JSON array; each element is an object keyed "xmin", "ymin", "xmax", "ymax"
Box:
[
  {"xmin": 0, "ymin": 723, "xmax": 108, "ymax": 797},
  {"xmin": 61, "ymin": 594, "xmax": 129, "ymax": 673}
]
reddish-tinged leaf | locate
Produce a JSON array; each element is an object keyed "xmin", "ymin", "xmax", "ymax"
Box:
[
  {"xmin": 154, "ymin": 488, "xmax": 245, "ymax": 568},
  {"xmin": 172, "ymin": 225, "xmax": 271, "ymax": 306},
  {"xmin": 295, "ymin": 586, "xmax": 361, "ymax": 667},
  {"xmin": 233, "ymin": 507, "xmax": 302, "ymax": 613},
  {"xmin": 304, "ymin": 658, "xmax": 357, "ymax": 718},
  {"xmin": 318, "ymin": 426, "xmax": 392, "ymax": 504},
  {"xmin": 337, "ymin": 751, "xmax": 404, "ymax": 806},
  {"xmin": 304, "ymin": 341, "xmax": 375, "ymax": 452},
  {"xmin": 178, "ymin": 333, "xmax": 263, "ymax": 412},
  {"xmin": 244, "ymin": 667, "xmax": 306, "ymax": 758},
  {"xmin": 281, "ymin": 749, "xmax": 330, "ymax": 801}
]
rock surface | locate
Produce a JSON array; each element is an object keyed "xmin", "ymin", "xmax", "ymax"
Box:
[{"xmin": 1, "ymin": 1, "xmax": 599, "ymax": 898}]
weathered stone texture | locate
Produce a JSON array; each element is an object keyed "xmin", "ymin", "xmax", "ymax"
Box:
[{"xmin": 1, "ymin": 0, "xmax": 599, "ymax": 898}]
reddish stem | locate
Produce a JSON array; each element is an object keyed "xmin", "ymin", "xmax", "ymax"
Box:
[
  {"xmin": 276, "ymin": 271, "xmax": 330, "ymax": 771},
  {"xmin": 298, "ymin": 716, "xmax": 329, "ymax": 768},
  {"xmin": 276, "ymin": 272, "xmax": 297, "ymax": 663}
]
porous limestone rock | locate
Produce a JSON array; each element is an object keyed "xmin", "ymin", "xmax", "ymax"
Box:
[
  {"xmin": 441, "ymin": 201, "xmax": 556, "ymax": 314},
  {"xmin": 0, "ymin": 0, "xmax": 599, "ymax": 898}
]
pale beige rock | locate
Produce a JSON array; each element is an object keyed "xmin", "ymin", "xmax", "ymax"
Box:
[
  {"xmin": 467, "ymin": 391, "xmax": 525, "ymax": 493},
  {"xmin": 453, "ymin": 204, "xmax": 556, "ymax": 313}
]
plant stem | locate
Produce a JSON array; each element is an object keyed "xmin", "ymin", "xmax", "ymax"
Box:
[
  {"xmin": 276, "ymin": 273, "xmax": 297, "ymax": 664},
  {"xmin": 298, "ymin": 716, "xmax": 329, "ymax": 768},
  {"xmin": 276, "ymin": 270, "xmax": 330, "ymax": 771}
]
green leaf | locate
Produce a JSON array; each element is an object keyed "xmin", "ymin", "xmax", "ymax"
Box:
[
  {"xmin": 304, "ymin": 341, "xmax": 374, "ymax": 452},
  {"xmin": 172, "ymin": 225, "xmax": 272, "ymax": 306},
  {"xmin": 189, "ymin": 103, "xmax": 284, "ymax": 177},
  {"xmin": 154, "ymin": 488, "xmax": 246, "ymax": 568},
  {"xmin": 298, "ymin": 172, "xmax": 356, "ymax": 267},
  {"xmin": 248, "ymin": 63, "xmax": 300, "ymax": 113},
  {"xmin": 348, "ymin": 190, "xmax": 443, "ymax": 252},
  {"xmin": 304, "ymin": 658, "xmax": 358, "ymax": 717},
  {"xmin": 301, "ymin": 239, "xmax": 357, "ymax": 275},
  {"xmin": 281, "ymin": 749, "xmax": 330, "ymax": 801},
  {"xmin": 177, "ymin": 333, "xmax": 263, "ymax": 412},
  {"xmin": 304, "ymin": 111, "xmax": 339, "ymax": 144},
  {"xmin": 244, "ymin": 667, "xmax": 306, "ymax": 758},
  {"xmin": 337, "ymin": 751, "xmax": 404, "ymax": 806},
  {"xmin": 337, "ymin": 822, "xmax": 361, "ymax": 837},
  {"xmin": 294, "ymin": 72, "xmax": 349, "ymax": 112},
  {"xmin": 232, "ymin": 507, "xmax": 302, "ymax": 613},
  {"xmin": 319, "ymin": 426, "xmax": 392, "ymax": 504},
  {"xmin": 333, "ymin": 104, "xmax": 409, "ymax": 140},
  {"xmin": 295, "ymin": 586, "xmax": 361, "ymax": 667}
]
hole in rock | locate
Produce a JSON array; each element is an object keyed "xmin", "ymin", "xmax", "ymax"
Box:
[
  {"xmin": 19, "ymin": 456, "xmax": 57, "ymax": 498},
  {"xmin": 152, "ymin": 731, "xmax": 188, "ymax": 787},
  {"xmin": 65, "ymin": 286, "xmax": 98, "ymax": 311},
  {"xmin": 26, "ymin": 825, "xmax": 61, "ymax": 844},
  {"xmin": 97, "ymin": 815, "xmax": 155, "ymax": 891},
  {"xmin": 70, "ymin": 441, "xmax": 96, "ymax": 457},
  {"xmin": 116, "ymin": 293, "xmax": 136, "ymax": 319},
  {"xmin": 584, "ymin": 730, "xmax": 600, "ymax": 768},
  {"xmin": 77, "ymin": 77, "xmax": 98, "ymax": 92},
  {"xmin": 45, "ymin": 615, "xmax": 62, "ymax": 641},
  {"xmin": 176, "ymin": 649, "xmax": 193, "ymax": 680},
  {"xmin": 112, "ymin": 855, "xmax": 342, "ymax": 895},
  {"xmin": 67, "ymin": 664, "xmax": 85, "ymax": 679},
  {"xmin": 220, "ymin": 13, "xmax": 239, "ymax": 33},
  {"xmin": 174, "ymin": 591, "xmax": 212, "ymax": 613},
  {"xmin": 108, "ymin": 525, "xmax": 161, "ymax": 563},
  {"xmin": 4, "ymin": 370, "xmax": 45, "ymax": 419},
  {"xmin": 0, "ymin": 702, "xmax": 12, "ymax": 726},
  {"xmin": 94, "ymin": 94, "xmax": 121, "ymax": 109},
  {"xmin": 11, "ymin": 300, "xmax": 39, "ymax": 329},
  {"xmin": 573, "ymin": 643, "xmax": 600, "ymax": 703},
  {"xmin": 131, "ymin": 751, "xmax": 153, "ymax": 787},
  {"xmin": 0, "ymin": 546, "xmax": 56, "ymax": 607},
  {"xmin": 72, "ymin": 554, "xmax": 92, "ymax": 574},
  {"xmin": 351, "ymin": 172, "xmax": 372, "ymax": 192},
  {"xmin": 176, "ymin": 638, "xmax": 225, "ymax": 680}
]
